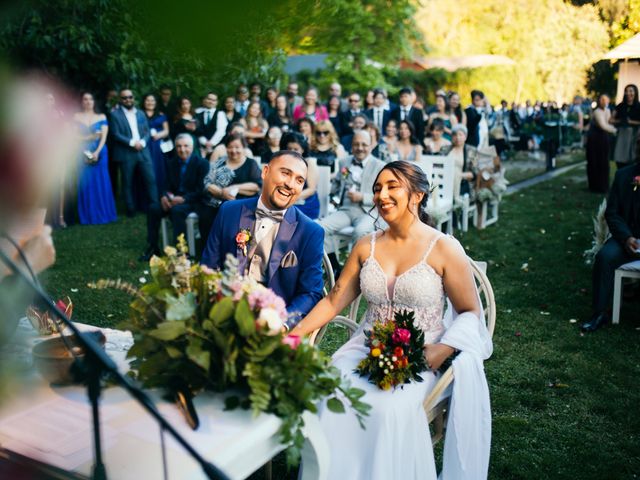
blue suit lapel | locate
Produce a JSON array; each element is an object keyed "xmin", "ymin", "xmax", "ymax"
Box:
[
  {"xmin": 237, "ymin": 199, "xmax": 258, "ymax": 273},
  {"xmin": 268, "ymin": 207, "xmax": 298, "ymax": 282}
]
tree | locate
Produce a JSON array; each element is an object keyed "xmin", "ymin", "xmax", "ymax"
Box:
[{"xmin": 415, "ymin": 0, "xmax": 608, "ymax": 103}]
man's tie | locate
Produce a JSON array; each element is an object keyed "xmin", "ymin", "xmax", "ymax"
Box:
[
  {"xmin": 255, "ymin": 206, "xmax": 285, "ymax": 223},
  {"xmin": 401, "ymin": 108, "xmax": 408, "ymax": 121},
  {"xmin": 376, "ymin": 109, "xmax": 382, "ymax": 130},
  {"xmin": 205, "ymin": 110, "xmax": 210, "ymax": 125}
]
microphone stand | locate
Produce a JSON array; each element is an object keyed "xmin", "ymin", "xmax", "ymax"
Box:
[{"xmin": 0, "ymin": 248, "xmax": 229, "ymax": 480}]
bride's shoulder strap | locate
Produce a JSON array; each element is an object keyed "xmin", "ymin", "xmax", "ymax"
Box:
[
  {"xmin": 369, "ymin": 232, "xmax": 378, "ymax": 257},
  {"xmin": 422, "ymin": 232, "xmax": 445, "ymax": 262}
]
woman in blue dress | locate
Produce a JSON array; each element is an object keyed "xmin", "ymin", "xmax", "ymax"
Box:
[
  {"xmin": 74, "ymin": 92, "xmax": 117, "ymax": 225},
  {"xmin": 142, "ymin": 93, "xmax": 170, "ymax": 192}
]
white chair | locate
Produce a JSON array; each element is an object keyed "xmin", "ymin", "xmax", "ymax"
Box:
[
  {"xmin": 425, "ymin": 155, "xmax": 455, "ymax": 234},
  {"xmin": 160, "ymin": 212, "xmax": 199, "ymax": 257},
  {"xmin": 612, "ymin": 260, "xmax": 640, "ymax": 324},
  {"xmin": 316, "ymin": 165, "xmax": 332, "ymax": 219},
  {"xmin": 460, "ymin": 193, "xmax": 477, "ymax": 233},
  {"xmin": 476, "ymin": 199, "xmax": 499, "ymax": 229},
  {"xmin": 414, "ymin": 155, "xmax": 434, "ymax": 182}
]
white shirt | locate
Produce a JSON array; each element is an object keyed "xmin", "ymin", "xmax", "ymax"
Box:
[
  {"xmin": 373, "ymin": 107, "xmax": 384, "ymax": 130},
  {"xmin": 122, "ymin": 106, "xmax": 146, "ymax": 148},
  {"xmin": 254, "ymin": 198, "xmax": 287, "ymax": 244},
  {"xmin": 198, "ymin": 109, "xmax": 229, "ymax": 147}
]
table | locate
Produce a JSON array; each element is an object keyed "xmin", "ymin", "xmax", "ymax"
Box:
[{"xmin": 0, "ymin": 322, "xmax": 329, "ymax": 479}]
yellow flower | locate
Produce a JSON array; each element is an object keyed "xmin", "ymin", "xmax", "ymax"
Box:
[{"xmin": 371, "ymin": 348, "xmax": 381, "ymax": 357}]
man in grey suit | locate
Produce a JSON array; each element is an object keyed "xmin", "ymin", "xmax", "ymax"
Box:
[
  {"xmin": 320, "ymin": 130, "xmax": 386, "ymax": 274},
  {"xmin": 109, "ymin": 88, "xmax": 158, "ymax": 216}
]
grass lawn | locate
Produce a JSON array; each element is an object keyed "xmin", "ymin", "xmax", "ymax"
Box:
[
  {"xmin": 42, "ymin": 156, "xmax": 640, "ymax": 479},
  {"xmin": 504, "ymin": 149, "xmax": 584, "ymax": 185}
]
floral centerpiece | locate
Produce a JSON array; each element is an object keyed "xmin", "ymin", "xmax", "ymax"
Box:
[
  {"xmin": 90, "ymin": 236, "xmax": 369, "ymax": 464},
  {"xmin": 355, "ymin": 310, "xmax": 428, "ymax": 391}
]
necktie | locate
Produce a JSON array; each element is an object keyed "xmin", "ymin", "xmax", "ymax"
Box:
[
  {"xmin": 402, "ymin": 108, "xmax": 408, "ymax": 120},
  {"xmin": 205, "ymin": 110, "xmax": 211, "ymax": 124},
  {"xmin": 255, "ymin": 206, "xmax": 285, "ymax": 222},
  {"xmin": 376, "ymin": 110, "xmax": 382, "ymax": 130}
]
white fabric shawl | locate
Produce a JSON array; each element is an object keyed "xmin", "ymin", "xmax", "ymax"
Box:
[{"xmin": 438, "ymin": 300, "xmax": 493, "ymax": 480}]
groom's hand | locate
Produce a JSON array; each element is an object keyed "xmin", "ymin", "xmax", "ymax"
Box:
[
  {"xmin": 424, "ymin": 343, "xmax": 455, "ymax": 371},
  {"xmin": 625, "ymin": 237, "xmax": 640, "ymax": 256}
]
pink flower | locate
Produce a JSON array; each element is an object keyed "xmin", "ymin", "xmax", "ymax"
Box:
[
  {"xmin": 282, "ymin": 335, "xmax": 301, "ymax": 349},
  {"xmin": 391, "ymin": 328, "xmax": 411, "ymax": 345},
  {"xmin": 248, "ymin": 288, "xmax": 287, "ymax": 318}
]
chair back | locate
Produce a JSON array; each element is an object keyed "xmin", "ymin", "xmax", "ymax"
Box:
[
  {"xmin": 414, "ymin": 155, "xmax": 433, "ymax": 183},
  {"xmin": 426, "ymin": 155, "xmax": 455, "ymax": 209},
  {"xmin": 317, "ymin": 165, "xmax": 332, "ymax": 218}
]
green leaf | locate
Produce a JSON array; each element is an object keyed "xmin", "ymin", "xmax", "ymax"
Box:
[
  {"xmin": 202, "ymin": 319, "xmax": 214, "ymax": 331},
  {"xmin": 165, "ymin": 346, "xmax": 183, "ymax": 359},
  {"xmin": 224, "ymin": 396, "xmax": 240, "ymax": 411},
  {"xmin": 234, "ymin": 298, "xmax": 256, "ymax": 336},
  {"xmin": 186, "ymin": 343, "xmax": 211, "ymax": 372},
  {"xmin": 149, "ymin": 321, "xmax": 186, "ymax": 340},
  {"xmin": 166, "ymin": 292, "xmax": 196, "ymax": 321},
  {"xmin": 326, "ymin": 397, "xmax": 345, "ymax": 414},
  {"xmin": 209, "ymin": 297, "xmax": 235, "ymax": 326}
]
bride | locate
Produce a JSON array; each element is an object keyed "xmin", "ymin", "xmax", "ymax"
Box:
[{"xmin": 291, "ymin": 161, "xmax": 492, "ymax": 479}]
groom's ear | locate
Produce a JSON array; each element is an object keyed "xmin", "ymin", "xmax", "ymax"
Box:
[{"xmin": 261, "ymin": 164, "xmax": 269, "ymax": 181}]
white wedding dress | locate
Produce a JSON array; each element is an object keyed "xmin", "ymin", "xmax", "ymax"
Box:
[{"xmin": 319, "ymin": 232, "xmax": 446, "ymax": 479}]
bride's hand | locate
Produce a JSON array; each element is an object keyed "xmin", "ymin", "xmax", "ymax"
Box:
[{"xmin": 424, "ymin": 343, "xmax": 455, "ymax": 371}]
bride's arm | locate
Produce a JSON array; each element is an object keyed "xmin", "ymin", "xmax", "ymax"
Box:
[
  {"xmin": 290, "ymin": 239, "xmax": 366, "ymax": 336},
  {"xmin": 425, "ymin": 237, "xmax": 481, "ymax": 369}
]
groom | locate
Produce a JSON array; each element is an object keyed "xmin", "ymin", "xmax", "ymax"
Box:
[{"xmin": 201, "ymin": 151, "xmax": 324, "ymax": 329}]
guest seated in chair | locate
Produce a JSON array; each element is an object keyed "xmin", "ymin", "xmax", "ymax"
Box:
[
  {"xmin": 139, "ymin": 133, "xmax": 209, "ymax": 261},
  {"xmin": 320, "ymin": 130, "xmax": 386, "ymax": 275},
  {"xmin": 201, "ymin": 151, "xmax": 324, "ymax": 327},
  {"xmin": 583, "ymin": 139, "xmax": 640, "ymax": 332}
]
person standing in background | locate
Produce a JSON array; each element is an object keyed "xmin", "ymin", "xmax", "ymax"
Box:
[{"xmin": 610, "ymin": 84, "xmax": 640, "ymax": 169}]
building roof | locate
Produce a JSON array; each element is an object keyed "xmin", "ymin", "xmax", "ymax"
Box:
[{"xmin": 604, "ymin": 33, "xmax": 640, "ymax": 60}]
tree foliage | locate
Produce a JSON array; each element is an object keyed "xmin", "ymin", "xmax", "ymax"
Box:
[{"xmin": 416, "ymin": 0, "xmax": 608, "ymax": 103}]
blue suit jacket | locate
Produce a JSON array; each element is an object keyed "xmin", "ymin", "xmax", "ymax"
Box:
[
  {"xmin": 201, "ymin": 197, "xmax": 325, "ymax": 326},
  {"xmin": 108, "ymin": 106, "xmax": 152, "ymax": 164}
]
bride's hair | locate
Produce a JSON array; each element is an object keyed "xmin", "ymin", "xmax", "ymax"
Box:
[{"xmin": 372, "ymin": 161, "xmax": 433, "ymax": 226}]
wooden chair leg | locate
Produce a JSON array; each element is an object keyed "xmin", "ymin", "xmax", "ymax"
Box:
[{"xmin": 612, "ymin": 269, "xmax": 623, "ymax": 325}]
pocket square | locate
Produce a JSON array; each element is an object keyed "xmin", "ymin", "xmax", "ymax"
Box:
[{"xmin": 280, "ymin": 250, "xmax": 298, "ymax": 268}]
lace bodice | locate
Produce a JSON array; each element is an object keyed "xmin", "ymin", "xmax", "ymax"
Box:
[{"xmin": 359, "ymin": 232, "xmax": 445, "ymax": 343}]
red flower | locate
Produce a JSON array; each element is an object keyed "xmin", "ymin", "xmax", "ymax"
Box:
[
  {"xmin": 282, "ymin": 334, "xmax": 301, "ymax": 350},
  {"xmin": 394, "ymin": 346, "xmax": 404, "ymax": 358},
  {"xmin": 235, "ymin": 229, "xmax": 251, "ymax": 256},
  {"xmin": 391, "ymin": 328, "xmax": 411, "ymax": 345},
  {"xmin": 633, "ymin": 176, "xmax": 640, "ymax": 191}
]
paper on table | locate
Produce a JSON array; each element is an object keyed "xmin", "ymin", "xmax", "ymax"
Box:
[{"xmin": 0, "ymin": 396, "xmax": 122, "ymax": 457}]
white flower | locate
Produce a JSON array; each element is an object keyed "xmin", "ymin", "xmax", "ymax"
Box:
[
  {"xmin": 379, "ymin": 354, "xmax": 385, "ymax": 360},
  {"xmin": 139, "ymin": 277, "xmax": 147, "ymax": 284},
  {"xmin": 164, "ymin": 246, "xmax": 177, "ymax": 256},
  {"xmin": 391, "ymin": 356, "xmax": 397, "ymax": 362},
  {"xmin": 257, "ymin": 308, "xmax": 284, "ymax": 336},
  {"xmin": 384, "ymin": 369, "xmax": 389, "ymax": 374},
  {"xmin": 390, "ymin": 366, "xmax": 394, "ymax": 370},
  {"xmin": 378, "ymin": 361, "xmax": 384, "ymax": 367}
]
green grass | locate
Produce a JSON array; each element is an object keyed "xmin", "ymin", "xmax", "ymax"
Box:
[
  {"xmin": 504, "ymin": 149, "xmax": 584, "ymax": 185},
  {"xmin": 43, "ymin": 156, "xmax": 640, "ymax": 479}
]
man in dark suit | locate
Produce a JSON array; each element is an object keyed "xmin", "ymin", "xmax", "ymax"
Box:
[
  {"xmin": 202, "ymin": 151, "xmax": 324, "ymax": 327},
  {"xmin": 342, "ymin": 92, "xmax": 363, "ymax": 136},
  {"xmin": 195, "ymin": 91, "xmax": 228, "ymax": 157},
  {"xmin": 582, "ymin": 152, "xmax": 640, "ymax": 331},
  {"xmin": 365, "ymin": 89, "xmax": 391, "ymax": 134},
  {"xmin": 140, "ymin": 133, "xmax": 209, "ymax": 261},
  {"xmin": 340, "ymin": 113, "xmax": 369, "ymax": 153},
  {"xmin": 391, "ymin": 87, "xmax": 426, "ymax": 143},
  {"xmin": 465, "ymin": 90, "xmax": 488, "ymax": 148},
  {"xmin": 109, "ymin": 88, "xmax": 158, "ymax": 216}
]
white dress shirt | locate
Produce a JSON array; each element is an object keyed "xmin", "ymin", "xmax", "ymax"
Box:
[
  {"xmin": 198, "ymin": 109, "xmax": 229, "ymax": 147},
  {"xmin": 122, "ymin": 106, "xmax": 146, "ymax": 148},
  {"xmin": 254, "ymin": 198, "xmax": 287, "ymax": 244}
]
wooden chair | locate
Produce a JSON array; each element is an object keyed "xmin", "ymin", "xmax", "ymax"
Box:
[
  {"xmin": 426, "ymin": 156, "xmax": 455, "ymax": 234},
  {"xmin": 309, "ymin": 257, "xmax": 496, "ymax": 447},
  {"xmin": 423, "ymin": 259, "xmax": 496, "ymax": 444},
  {"xmin": 160, "ymin": 212, "xmax": 200, "ymax": 257},
  {"xmin": 316, "ymin": 165, "xmax": 332, "ymax": 219},
  {"xmin": 612, "ymin": 260, "xmax": 640, "ymax": 324}
]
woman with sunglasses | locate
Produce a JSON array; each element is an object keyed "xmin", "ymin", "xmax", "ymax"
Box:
[{"xmin": 310, "ymin": 120, "xmax": 347, "ymax": 174}]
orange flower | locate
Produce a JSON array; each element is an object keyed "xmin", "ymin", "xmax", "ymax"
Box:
[{"xmin": 394, "ymin": 346, "xmax": 404, "ymax": 358}]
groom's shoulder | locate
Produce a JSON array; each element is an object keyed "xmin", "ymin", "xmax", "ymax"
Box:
[
  {"xmin": 294, "ymin": 209, "xmax": 323, "ymax": 237},
  {"xmin": 219, "ymin": 197, "xmax": 256, "ymax": 216}
]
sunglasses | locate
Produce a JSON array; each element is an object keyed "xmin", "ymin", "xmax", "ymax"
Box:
[
  {"xmin": 349, "ymin": 99, "xmax": 360, "ymax": 103},
  {"xmin": 315, "ymin": 131, "xmax": 329, "ymax": 136},
  {"xmin": 120, "ymin": 95, "xmax": 134, "ymax": 100}
]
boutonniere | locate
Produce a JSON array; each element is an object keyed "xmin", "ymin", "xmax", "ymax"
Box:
[
  {"xmin": 340, "ymin": 166, "xmax": 351, "ymax": 180},
  {"xmin": 235, "ymin": 229, "xmax": 251, "ymax": 256},
  {"xmin": 633, "ymin": 176, "xmax": 640, "ymax": 191}
]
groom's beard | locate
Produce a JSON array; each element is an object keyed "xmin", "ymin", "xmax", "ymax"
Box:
[{"xmin": 266, "ymin": 185, "xmax": 297, "ymax": 210}]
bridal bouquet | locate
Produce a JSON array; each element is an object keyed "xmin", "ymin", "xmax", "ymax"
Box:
[
  {"xmin": 355, "ymin": 310, "xmax": 428, "ymax": 391},
  {"xmin": 90, "ymin": 236, "xmax": 369, "ymax": 464}
]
